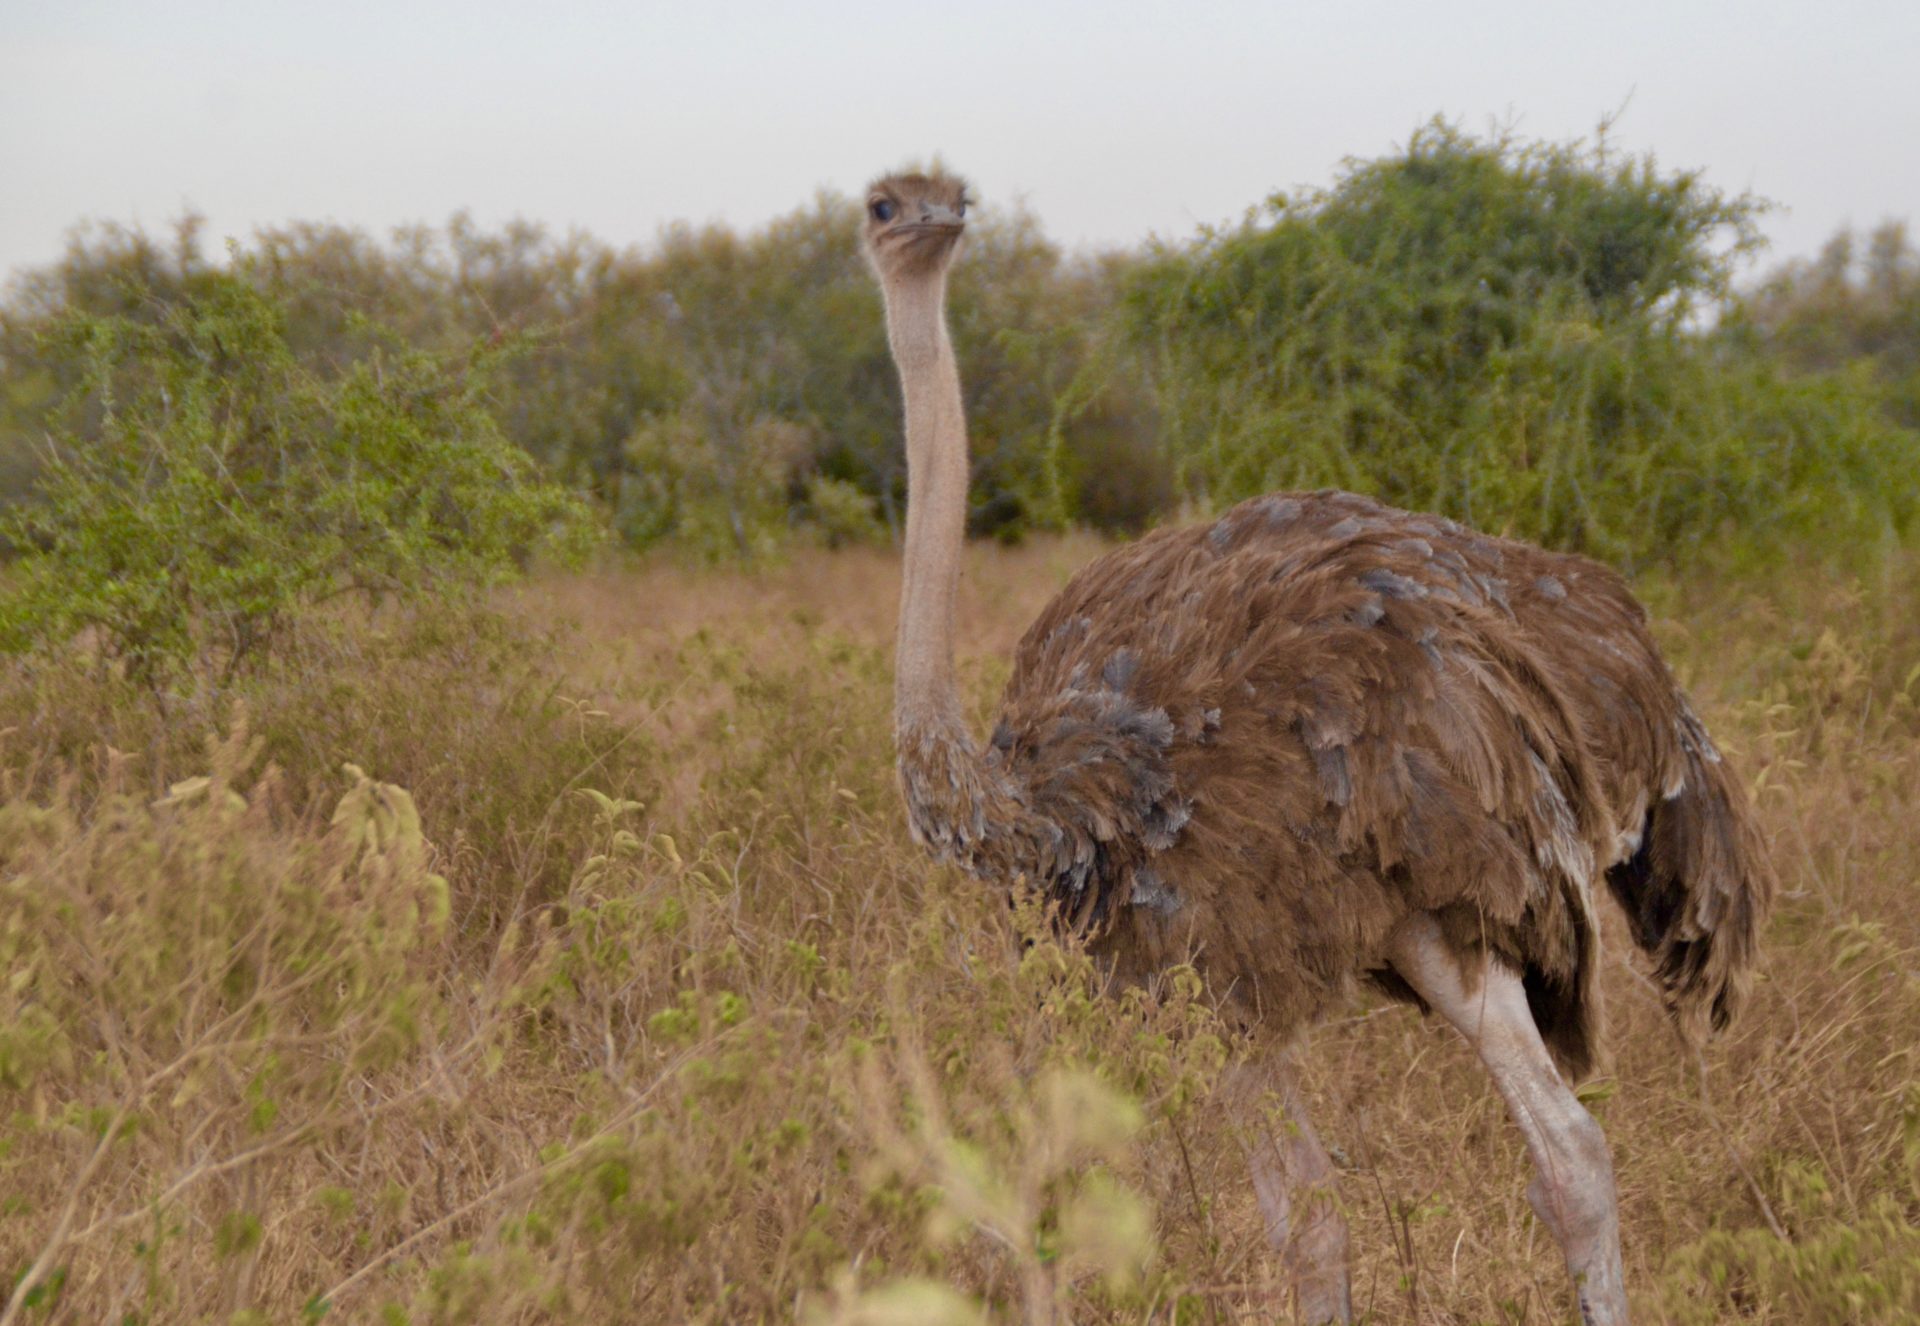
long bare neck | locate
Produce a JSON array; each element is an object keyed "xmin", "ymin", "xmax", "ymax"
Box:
[
  {"xmin": 878, "ymin": 262, "xmax": 1022, "ymax": 863},
  {"xmin": 883, "ymin": 269, "xmax": 970, "ymax": 743}
]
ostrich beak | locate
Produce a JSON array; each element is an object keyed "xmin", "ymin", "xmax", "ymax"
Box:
[{"xmin": 904, "ymin": 202, "xmax": 966, "ymax": 231}]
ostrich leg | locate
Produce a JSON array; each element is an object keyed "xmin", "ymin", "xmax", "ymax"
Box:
[
  {"xmin": 1228, "ymin": 1056, "xmax": 1353, "ymax": 1324},
  {"xmin": 1389, "ymin": 914, "xmax": 1629, "ymax": 1326}
]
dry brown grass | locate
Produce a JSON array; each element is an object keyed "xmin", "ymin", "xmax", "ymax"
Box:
[{"xmin": 3, "ymin": 538, "xmax": 1917, "ymax": 1324}]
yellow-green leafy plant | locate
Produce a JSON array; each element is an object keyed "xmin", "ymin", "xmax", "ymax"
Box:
[{"xmin": 0, "ymin": 270, "xmax": 594, "ymax": 686}]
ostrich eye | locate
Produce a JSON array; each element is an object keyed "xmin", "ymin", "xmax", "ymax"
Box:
[
  {"xmin": 870, "ymin": 199, "xmax": 896, "ymax": 223},
  {"xmin": 955, "ymin": 200, "xmax": 967, "ymax": 218}
]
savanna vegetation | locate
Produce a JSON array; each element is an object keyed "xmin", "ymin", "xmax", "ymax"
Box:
[{"xmin": 1, "ymin": 121, "xmax": 1917, "ymax": 1323}]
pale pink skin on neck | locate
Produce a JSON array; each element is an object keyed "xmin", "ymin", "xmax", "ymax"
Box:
[
  {"xmin": 878, "ymin": 263, "xmax": 970, "ymax": 744},
  {"xmin": 873, "ymin": 217, "xmax": 1034, "ymax": 866}
]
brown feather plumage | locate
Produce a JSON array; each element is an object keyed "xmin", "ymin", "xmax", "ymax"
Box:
[{"xmin": 903, "ymin": 488, "xmax": 1775, "ymax": 1080}]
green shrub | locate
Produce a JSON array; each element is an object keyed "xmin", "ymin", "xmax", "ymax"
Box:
[
  {"xmin": 1654, "ymin": 1190, "xmax": 1920, "ymax": 1323},
  {"xmin": 0, "ymin": 198, "xmax": 1123, "ymax": 557},
  {"xmin": 1119, "ymin": 120, "xmax": 1920, "ymax": 569},
  {"xmin": 802, "ymin": 474, "xmax": 887, "ymax": 548},
  {"xmin": 0, "ymin": 270, "xmax": 594, "ymax": 683},
  {"xmin": 619, "ymin": 409, "xmax": 809, "ymax": 560},
  {"xmin": 1746, "ymin": 221, "xmax": 1920, "ymax": 431}
]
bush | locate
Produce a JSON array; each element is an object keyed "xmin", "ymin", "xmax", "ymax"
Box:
[
  {"xmin": 1745, "ymin": 221, "xmax": 1920, "ymax": 431},
  {"xmin": 1119, "ymin": 120, "xmax": 1920, "ymax": 568},
  {"xmin": 802, "ymin": 473, "xmax": 888, "ymax": 548},
  {"xmin": 620, "ymin": 409, "xmax": 809, "ymax": 560},
  {"xmin": 0, "ymin": 270, "xmax": 595, "ymax": 683},
  {"xmin": 0, "ymin": 198, "xmax": 1129, "ymax": 558}
]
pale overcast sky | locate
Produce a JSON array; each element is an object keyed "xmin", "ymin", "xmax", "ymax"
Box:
[{"xmin": 3, "ymin": 0, "xmax": 1916, "ymax": 286}]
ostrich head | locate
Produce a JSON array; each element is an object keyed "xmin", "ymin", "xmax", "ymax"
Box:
[{"xmin": 862, "ymin": 171, "xmax": 969, "ymax": 281}]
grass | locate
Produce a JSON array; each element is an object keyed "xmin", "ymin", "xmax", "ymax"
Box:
[{"xmin": 2, "ymin": 537, "xmax": 1917, "ymax": 1323}]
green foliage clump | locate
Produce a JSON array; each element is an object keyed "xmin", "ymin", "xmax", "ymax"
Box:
[
  {"xmin": 622, "ymin": 409, "xmax": 811, "ymax": 559},
  {"xmin": 603, "ymin": 198, "xmax": 1109, "ymax": 550},
  {"xmin": 8, "ymin": 135, "xmax": 1917, "ymax": 570},
  {"xmin": 801, "ymin": 474, "xmax": 888, "ymax": 548},
  {"xmin": 1120, "ymin": 120, "xmax": 1920, "ymax": 567},
  {"xmin": 0, "ymin": 201, "xmax": 1116, "ymax": 563},
  {"xmin": 1654, "ymin": 1187, "xmax": 1920, "ymax": 1323},
  {"xmin": 0, "ymin": 268, "xmax": 593, "ymax": 681},
  {"xmin": 1745, "ymin": 220, "xmax": 1920, "ymax": 430}
]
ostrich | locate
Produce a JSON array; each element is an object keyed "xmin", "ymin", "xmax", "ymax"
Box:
[{"xmin": 862, "ymin": 170, "xmax": 1772, "ymax": 1325}]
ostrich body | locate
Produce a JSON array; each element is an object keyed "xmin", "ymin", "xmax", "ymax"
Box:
[{"xmin": 865, "ymin": 171, "xmax": 1773, "ymax": 1325}]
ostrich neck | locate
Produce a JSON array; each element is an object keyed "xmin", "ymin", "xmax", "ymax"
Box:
[
  {"xmin": 881, "ymin": 263, "xmax": 1020, "ymax": 863},
  {"xmin": 885, "ymin": 269, "xmax": 970, "ymax": 743}
]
